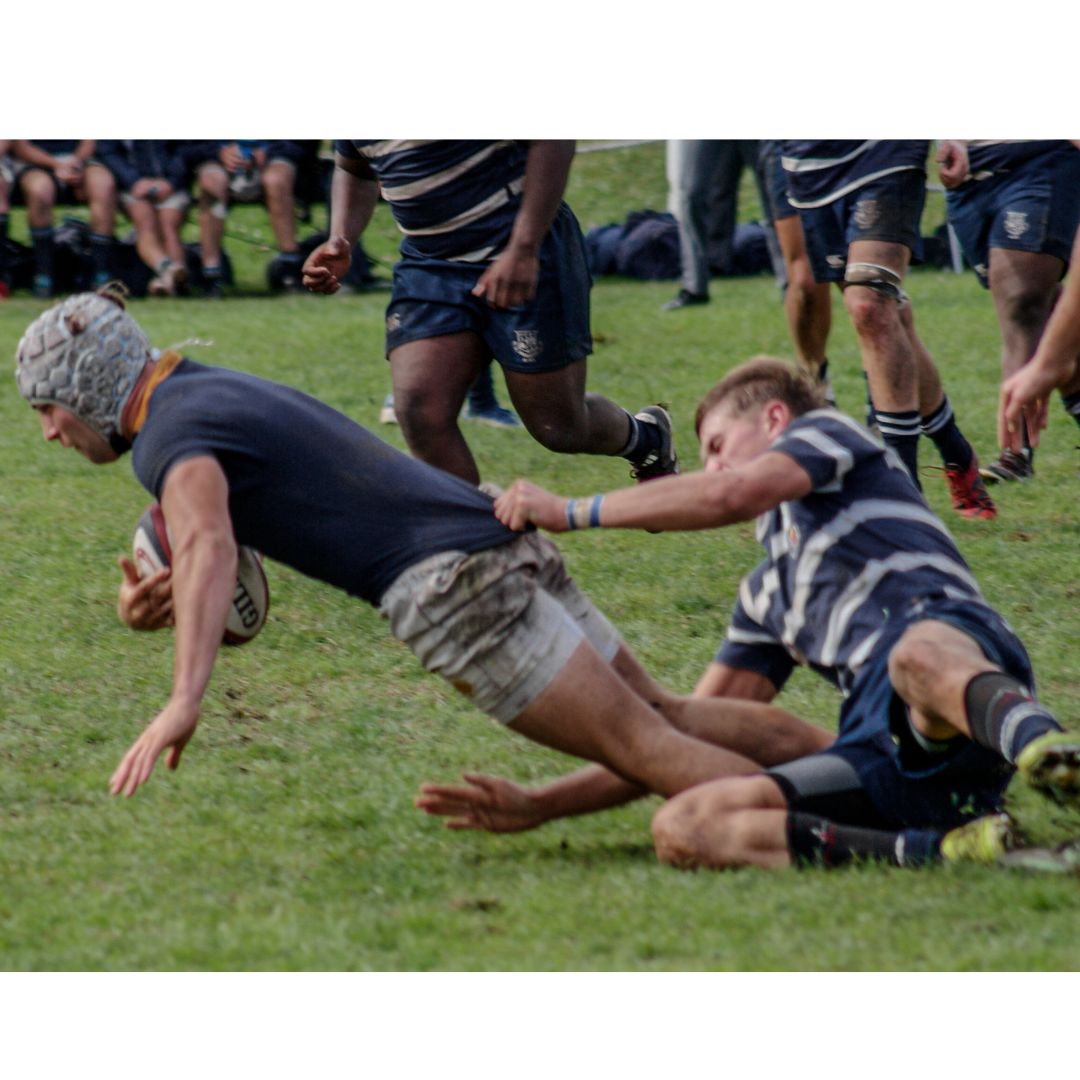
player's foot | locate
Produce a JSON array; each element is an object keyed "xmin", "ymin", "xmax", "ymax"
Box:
[
  {"xmin": 939, "ymin": 813, "xmax": 1018, "ymax": 864},
  {"xmin": 979, "ymin": 447, "xmax": 1033, "ymax": 484},
  {"xmin": 32, "ymin": 273, "xmax": 54, "ymax": 300},
  {"xmin": 379, "ymin": 393, "xmax": 398, "ymax": 425},
  {"xmin": 629, "ymin": 405, "xmax": 679, "ymax": 482},
  {"xmin": 1016, "ymin": 731, "xmax": 1080, "ymax": 809},
  {"xmin": 944, "ymin": 458, "xmax": 997, "ymax": 520},
  {"xmin": 662, "ymin": 289, "xmax": 708, "ymax": 311},
  {"xmin": 464, "ymin": 402, "xmax": 521, "ymax": 429},
  {"xmin": 998, "ymin": 839, "xmax": 1080, "ymax": 874}
]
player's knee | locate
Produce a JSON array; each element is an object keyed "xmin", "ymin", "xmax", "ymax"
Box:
[
  {"xmin": 651, "ymin": 784, "xmax": 757, "ymax": 869},
  {"xmin": 887, "ymin": 631, "xmax": 938, "ymax": 691},
  {"xmin": 998, "ymin": 283, "xmax": 1054, "ymax": 336},
  {"xmin": 395, "ymin": 387, "xmax": 461, "ymax": 442},
  {"xmin": 843, "ymin": 287, "xmax": 896, "ymax": 340}
]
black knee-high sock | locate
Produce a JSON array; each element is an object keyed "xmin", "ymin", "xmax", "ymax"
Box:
[
  {"xmin": 921, "ymin": 396, "xmax": 973, "ymax": 471},
  {"xmin": 964, "ymin": 672, "xmax": 1062, "ymax": 763},
  {"xmin": 787, "ymin": 812, "xmax": 941, "ymax": 867},
  {"xmin": 874, "ymin": 409, "xmax": 921, "ymax": 488},
  {"xmin": 30, "ymin": 226, "xmax": 55, "ymax": 279},
  {"xmin": 89, "ymin": 231, "xmax": 113, "ymax": 280}
]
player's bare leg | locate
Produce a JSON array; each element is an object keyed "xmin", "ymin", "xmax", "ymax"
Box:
[
  {"xmin": 503, "ymin": 360, "xmax": 638, "ymax": 456},
  {"xmin": 775, "ymin": 214, "xmax": 831, "ymax": 380},
  {"xmin": 507, "ymin": 638, "xmax": 760, "ymax": 798},
  {"xmin": 389, "ymin": 331, "xmax": 489, "ymax": 484},
  {"xmin": 651, "ymin": 774, "xmax": 791, "ymax": 869}
]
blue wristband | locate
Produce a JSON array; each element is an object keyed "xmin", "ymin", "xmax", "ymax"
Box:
[
  {"xmin": 565, "ymin": 499, "xmax": 578, "ymax": 530},
  {"xmin": 589, "ymin": 494, "xmax": 604, "ymax": 528}
]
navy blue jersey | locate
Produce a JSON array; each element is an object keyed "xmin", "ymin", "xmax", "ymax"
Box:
[
  {"xmin": 335, "ymin": 140, "xmax": 532, "ymax": 262},
  {"xmin": 131, "ymin": 359, "xmax": 519, "ymax": 605},
  {"xmin": 779, "ymin": 140, "xmax": 928, "ymax": 209},
  {"xmin": 717, "ymin": 410, "xmax": 990, "ymax": 695},
  {"xmin": 964, "ymin": 140, "xmax": 1073, "ymax": 178}
]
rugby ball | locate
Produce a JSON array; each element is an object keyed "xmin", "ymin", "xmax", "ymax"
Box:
[{"xmin": 132, "ymin": 504, "xmax": 269, "ymax": 645}]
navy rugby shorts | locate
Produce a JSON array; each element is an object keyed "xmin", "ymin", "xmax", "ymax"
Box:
[
  {"xmin": 384, "ymin": 203, "xmax": 593, "ymax": 373},
  {"xmin": 799, "ymin": 168, "xmax": 926, "ymax": 284},
  {"xmin": 945, "ymin": 144, "xmax": 1080, "ymax": 288},
  {"xmin": 764, "ymin": 597, "xmax": 1032, "ymax": 832}
]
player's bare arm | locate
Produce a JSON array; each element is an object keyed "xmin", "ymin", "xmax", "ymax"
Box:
[
  {"xmin": 302, "ymin": 153, "xmax": 379, "ymax": 294},
  {"xmin": 471, "ymin": 140, "xmax": 576, "ymax": 310},
  {"xmin": 110, "ymin": 455, "xmax": 237, "ymax": 797},
  {"xmin": 493, "ymin": 451, "xmax": 813, "ymax": 534}
]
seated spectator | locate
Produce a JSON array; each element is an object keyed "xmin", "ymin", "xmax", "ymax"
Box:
[
  {"xmin": 0, "ymin": 140, "xmax": 11, "ymax": 299},
  {"xmin": 11, "ymin": 140, "xmax": 116, "ymax": 297},
  {"xmin": 184, "ymin": 140, "xmax": 305, "ymax": 294},
  {"xmin": 97, "ymin": 140, "xmax": 191, "ymax": 297}
]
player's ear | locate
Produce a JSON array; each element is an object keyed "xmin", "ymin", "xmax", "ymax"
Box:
[{"xmin": 764, "ymin": 399, "xmax": 789, "ymax": 434}]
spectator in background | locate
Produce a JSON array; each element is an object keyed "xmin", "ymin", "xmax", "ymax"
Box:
[
  {"xmin": 938, "ymin": 140, "xmax": 1080, "ymax": 484},
  {"xmin": 11, "ymin": 140, "xmax": 116, "ymax": 297},
  {"xmin": 0, "ymin": 140, "xmax": 11, "ymax": 299},
  {"xmin": 663, "ymin": 140, "xmax": 781, "ymax": 311},
  {"xmin": 97, "ymin": 141, "xmax": 190, "ymax": 297},
  {"xmin": 186, "ymin": 141, "xmax": 305, "ymax": 295}
]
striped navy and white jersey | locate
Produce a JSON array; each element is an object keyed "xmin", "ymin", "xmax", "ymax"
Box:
[
  {"xmin": 779, "ymin": 140, "xmax": 928, "ymax": 209},
  {"xmin": 335, "ymin": 140, "xmax": 531, "ymax": 263},
  {"xmin": 962, "ymin": 140, "xmax": 1073, "ymax": 179},
  {"xmin": 716, "ymin": 410, "xmax": 990, "ymax": 696}
]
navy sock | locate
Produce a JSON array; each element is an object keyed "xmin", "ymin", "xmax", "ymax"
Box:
[
  {"xmin": 31, "ymin": 226, "xmax": 55, "ymax": 279},
  {"xmin": 89, "ymin": 232, "xmax": 113, "ymax": 279},
  {"xmin": 964, "ymin": 671, "xmax": 1062, "ymax": 763},
  {"xmin": 875, "ymin": 409, "xmax": 921, "ymax": 488},
  {"xmin": 619, "ymin": 412, "xmax": 663, "ymax": 462},
  {"xmin": 787, "ymin": 812, "xmax": 942, "ymax": 868},
  {"xmin": 921, "ymin": 396, "xmax": 973, "ymax": 471}
]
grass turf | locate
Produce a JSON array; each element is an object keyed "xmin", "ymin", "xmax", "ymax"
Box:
[{"xmin": 1, "ymin": 143, "xmax": 1079, "ymax": 970}]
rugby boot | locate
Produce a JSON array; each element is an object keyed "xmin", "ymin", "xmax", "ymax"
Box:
[
  {"xmin": 944, "ymin": 458, "xmax": 997, "ymax": 520},
  {"xmin": 629, "ymin": 405, "xmax": 679, "ymax": 482},
  {"xmin": 1016, "ymin": 731, "xmax": 1080, "ymax": 809},
  {"xmin": 939, "ymin": 813, "xmax": 1018, "ymax": 865},
  {"xmin": 979, "ymin": 447, "xmax": 1033, "ymax": 484}
]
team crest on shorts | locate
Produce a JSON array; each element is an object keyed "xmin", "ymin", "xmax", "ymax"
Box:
[
  {"xmin": 512, "ymin": 329, "xmax": 544, "ymax": 363},
  {"xmin": 1004, "ymin": 211, "xmax": 1030, "ymax": 240},
  {"xmin": 827, "ymin": 254, "xmax": 846, "ymax": 269},
  {"xmin": 386, "ymin": 312, "xmax": 403, "ymax": 333},
  {"xmin": 853, "ymin": 200, "xmax": 880, "ymax": 230}
]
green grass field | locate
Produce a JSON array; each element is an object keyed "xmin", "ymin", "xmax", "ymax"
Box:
[{"xmin": 2, "ymin": 143, "xmax": 1079, "ymax": 971}]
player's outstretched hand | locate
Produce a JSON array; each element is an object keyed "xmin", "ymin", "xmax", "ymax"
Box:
[
  {"xmin": 302, "ymin": 235, "xmax": 352, "ymax": 295},
  {"xmin": 493, "ymin": 479, "xmax": 569, "ymax": 532},
  {"xmin": 415, "ymin": 773, "xmax": 546, "ymax": 832},
  {"xmin": 999, "ymin": 360, "xmax": 1060, "ymax": 451},
  {"xmin": 471, "ymin": 243, "xmax": 539, "ymax": 310},
  {"xmin": 110, "ymin": 698, "xmax": 199, "ymax": 798},
  {"xmin": 117, "ymin": 556, "xmax": 173, "ymax": 631}
]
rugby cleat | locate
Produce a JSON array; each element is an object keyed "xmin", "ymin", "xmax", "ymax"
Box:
[
  {"xmin": 1015, "ymin": 731, "xmax": 1080, "ymax": 809},
  {"xmin": 943, "ymin": 458, "xmax": 997, "ymax": 520},
  {"xmin": 379, "ymin": 393, "xmax": 398, "ymax": 425},
  {"xmin": 464, "ymin": 402, "xmax": 522, "ymax": 429},
  {"xmin": 629, "ymin": 405, "xmax": 679, "ymax": 482},
  {"xmin": 979, "ymin": 447, "xmax": 1033, "ymax": 484},
  {"xmin": 939, "ymin": 813, "xmax": 1018, "ymax": 865}
]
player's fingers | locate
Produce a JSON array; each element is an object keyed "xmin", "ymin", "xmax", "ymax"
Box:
[{"xmin": 118, "ymin": 556, "xmax": 141, "ymax": 584}]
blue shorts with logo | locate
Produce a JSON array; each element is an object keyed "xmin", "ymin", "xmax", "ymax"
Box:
[
  {"xmin": 798, "ymin": 168, "xmax": 926, "ymax": 284},
  {"xmin": 765, "ymin": 597, "xmax": 1032, "ymax": 832},
  {"xmin": 945, "ymin": 144, "xmax": 1080, "ymax": 289},
  {"xmin": 384, "ymin": 203, "xmax": 593, "ymax": 373}
]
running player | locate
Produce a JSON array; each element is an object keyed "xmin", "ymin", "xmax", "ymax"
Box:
[
  {"xmin": 938, "ymin": 139, "xmax": 1080, "ymax": 482},
  {"xmin": 302, "ymin": 140, "xmax": 677, "ymax": 487},
  {"xmin": 779, "ymin": 140, "xmax": 996, "ymax": 520}
]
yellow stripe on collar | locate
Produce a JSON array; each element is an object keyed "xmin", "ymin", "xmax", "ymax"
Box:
[{"xmin": 129, "ymin": 351, "xmax": 183, "ymax": 436}]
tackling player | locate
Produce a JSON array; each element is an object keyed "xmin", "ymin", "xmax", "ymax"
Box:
[
  {"xmin": 303, "ymin": 140, "xmax": 677, "ymax": 487},
  {"xmin": 418, "ymin": 357, "xmax": 1080, "ymax": 871},
  {"xmin": 15, "ymin": 290, "xmax": 827, "ymax": 808}
]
